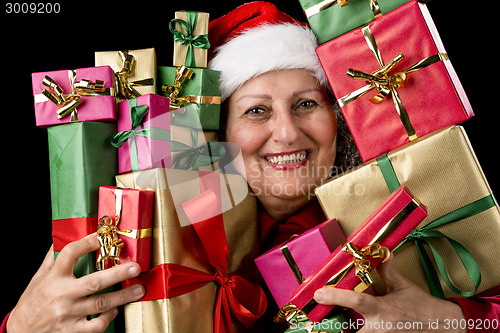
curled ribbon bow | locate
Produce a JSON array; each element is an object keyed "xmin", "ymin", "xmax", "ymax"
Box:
[
  {"xmin": 169, "ymin": 11, "xmax": 210, "ymax": 67},
  {"xmin": 338, "ymin": 25, "xmax": 449, "ymax": 141},
  {"xmin": 162, "ymin": 65, "xmax": 194, "ymax": 109},
  {"xmin": 342, "ymin": 242, "xmax": 390, "ymax": 287},
  {"xmin": 42, "ymin": 70, "xmax": 107, "ymax": 122}
]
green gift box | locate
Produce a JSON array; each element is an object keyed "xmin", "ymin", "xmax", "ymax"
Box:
[
  {"xmin": 298, "ymin": 0, "xmax": 413, "ymax": 44},
  {"xmin": 48, "ymin": 122, "xmax": 118, "ymax": 220},
  {"xmin": 284, "ymin": 312, "xmax": 348, "ymax": 333},
  {"xmin": 157, "ymin": 66, "xmax": 221, "ymax": 130}
]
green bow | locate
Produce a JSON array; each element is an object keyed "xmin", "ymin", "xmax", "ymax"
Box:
[
  {"xmin": 172, "ymin": 141, "xmax": 226, "ymax": 171},
  {"xmin": 169, "ymin": 11, "xmax": 210, "ymax": 68},
  {"xmin": 111, "ymin": 100, "xmax": 149, "ymax": 148},
  {"xmin": 377, "ymin": 154, "xmax": 488, "ymax": 298}
]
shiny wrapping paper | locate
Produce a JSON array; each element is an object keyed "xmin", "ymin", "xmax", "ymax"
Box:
[
  {"xmin": 298, "ymin": 0, "xmax": 410, "ymax": 44},
  {"xmin": 115, "ymin": 168, "xmax": 264, "ymax": 332},
  {"xmin": 255, "ymin": 219, "xmax": 345, "ymax": 309},
  {"xmin": 95, "ymin": 48, "xmax": 156, "ymax": 101},
  {"xmin": 315, "ymin": 126, "xmax": 500, "ymax": 299},
  {"xmin": 316, "ymin": 0, "xmax": 473, "ymax": 162},
  {"xmin": 287, "ymin": 186, "xmax": 427, "ymax": 323},
  {"xmin": 172, "ymin": 11, "xmax": 210, "ymax": 68},
  {"xmin": 97, "ymin": 186, "xmax": 154, "ymax": 272},
  {"xmin": 157, "ymin": 66, "xmax": 221, "ymax": 130},
  {"xmin": 32, "ymin": 66, "xmax": 116, "ymax": 127},
  {"xmin": 113, "ymin": 94, "xmax": 218, "ymax": 174}
]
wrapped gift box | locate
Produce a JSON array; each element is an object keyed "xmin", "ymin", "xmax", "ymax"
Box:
[
  {"xmin": 157, "ymin": 66, "xmax": 221, "ymax": 130},
  {"xmin": 316, "ymin": 0, "xmax": 473, "ymax": 162},
  {"xmin": 32, "ymin": 66, "xmax": 116, "ymax": 127},
  {"xmin": 116, "ymin": 168, "xmax": 265, "ymax": 332},
  {"xmin": 113, "ymin": 94, "xmax": 218, "ymax": 174},
  {"xmin": 255, "ymin": 218, "xmax": 345, "ymax": 308},
  {"xmin": 49, "ymin": 122, "xmax": 118, "ymax": 277},
  {"xmin": 283, "ymin": 186, "xmax": 427, "ymax": 323},
  {"xmin": 299, "ymin": 0, "xmax": 411, "ymax": 44},
  {"xmin": 95, "ymin": 48, "xmax": 156, "ymax": 100},
  {"xmin": 171, "ymin": 11, "xmax": 210, "ymax": 68},
  {"xmin": 284, "ymin": 311, "xmax": 348, "ymax": 333},
  {"xmin": 97, "ymin": 186, "xmax": 154, "ymax": 272},
  {"xmin": 315, "ymin": 126, "xmax": 500, "ymax": 299}
]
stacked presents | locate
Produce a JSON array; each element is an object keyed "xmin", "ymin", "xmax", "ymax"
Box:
[
  {"xmin": 254, "ymin": 0, "xmax": 500, "ymax": 332},
  {"xmin": 31, "ymin": 10, "xmax": 266, "ymax": 333}
]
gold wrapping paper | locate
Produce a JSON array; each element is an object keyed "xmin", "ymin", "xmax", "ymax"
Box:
[
  {"xmin": 173, "ymin": 11, "xmax": 209, "ymax": 68},
  {"xmin": 95, "ymin": 48, "xmax": 156, "ymax": 100},
  {"xmin": 315, "ymin": 126, "xmax": 500, "ymax": 298},
  {"xmin": 116, "ymin": 168, "xmax": 259, "ymax": 332}
]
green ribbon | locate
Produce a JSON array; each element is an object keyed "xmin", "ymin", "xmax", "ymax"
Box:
[
  {"xmin": 172, "ymin": 141, "xmax": 226, "ymax": 171},
  {"xmin": 377, "ymin": 154, "xmax": 490, "ymax": 298},
  {"xmin": 169, "ymin": 11, "xmax": 210, "ymax": 68}
]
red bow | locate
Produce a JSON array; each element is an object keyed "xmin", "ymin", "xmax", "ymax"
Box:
[{"xmin": 124, "ymin": 173, "xmax": 266, "ymax": 332}]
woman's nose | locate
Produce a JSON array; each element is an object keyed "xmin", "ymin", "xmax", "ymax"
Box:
[{"xmin": 269, "ymin": 108, "xmax": 302, "ymax": 146}]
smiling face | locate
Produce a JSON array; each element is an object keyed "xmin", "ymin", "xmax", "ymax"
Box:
[{"xmin": 225, "ymin": 69, "xmax": 337, "ymax": 220}]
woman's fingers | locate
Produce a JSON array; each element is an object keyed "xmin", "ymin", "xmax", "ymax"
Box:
[
  {"xmin": 33, "ymin": 244, "xmax": 55, "ymax": 279},
  {"xmin": 77, "ymin": 284, "xmax": 145, "ymax": 317},
  {"xmin": 53, "ymin": 233, "xmax": 100, "ymax": 277},
  {"xmin": 73, "ymin": 262, "xmax": 141, "ymax": 298},
  {"xmin": 314, "ymin": 285, "xmax": 379, "ymax": 316},
  {"xmin": 76, "ymin": 308, "xmax": 119, "ymax": 333}
]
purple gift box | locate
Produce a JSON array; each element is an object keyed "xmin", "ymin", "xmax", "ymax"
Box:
[{"xmin": 255, "ymin": 218, "xmax": 345, "ymax": 308}]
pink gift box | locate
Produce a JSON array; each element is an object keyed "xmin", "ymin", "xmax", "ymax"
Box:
[
  {"xmin": 316, "ymin": 0, "xmax": 473, "ymax": 162},
  {"xmin": 115, "ymin": 94, "xmax": 173, "ymax": 173},
  {"xmin": 255, "ymin": 218, "xmax": 345, "ymax": 308},
  {"xmin": 32, "ymin": 66, "xmax": 116, "ymax": 127},
  {"xmin": 98, "ymin": 186, "xmax": 154, "ymax": 272},
  {"xmin": 287, "ymin": 186, "xmax": 427, "ymax": 323}
]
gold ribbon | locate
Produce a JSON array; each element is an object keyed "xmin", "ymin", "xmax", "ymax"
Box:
[
  {"xmin": 280, "ymin": 241, "xmax": 304, "ymax": 284},
  {"xmin": 161, "ymin": 65, "xmax": 221, "ymax": 111},
  {"xmin": 96, "ymin": 188, "xmax": 153, "ymax": 271},
  {"xmin": 304, "ymin": 0, "xmax": 381, "ymax": 18},
  {"xmin": 35, "ymin": 69, "xmax": 113, "ymax": 122},
  {"xmin": 342, "ymin": 242, "xmax": 390, "ymax": 286},
  {"xmin": 115, "ymin": 51, "xmax": 155, "ymax": 99},
  {"xmin": 337, "ymin": 25, "xmax": 449, "ymax": 141}
]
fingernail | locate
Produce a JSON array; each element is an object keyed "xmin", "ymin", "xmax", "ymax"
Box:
[
  {"xmin": 128, "ymin": 264, "xmax": 140, "ymax": 277},
  {"xmin": 132, "ymin": 284, "xmax": 145, "ymax": 297},
  {"xmin": 314, "ymin": 289, "xmax": 325, "ymax": 303}
]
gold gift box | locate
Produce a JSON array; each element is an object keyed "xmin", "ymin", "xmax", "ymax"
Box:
[
  {"xmin": 116, "ymin": 168, "xmax": 260, "ymax": 332},
  {"xmin": 95, "ymin": 48, "xmax": 156, "ymax": 101},
  {"xmin": 170, "ymin": 125, "xmax": 219, "ymax": 172},
  {"xmin": 173, "ymin": 11, "xmax": 209, "ymax": 68},
  {"xmin": 315, "ymin": 126, "xmax": 500, "ymax": 298}
]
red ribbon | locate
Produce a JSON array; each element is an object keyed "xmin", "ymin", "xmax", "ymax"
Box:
[
  {"xmin": 52, "ymin": 216, "xmax": 98, "ymax": 252},
  {"xmin": 123, "ymin": 172, "xmax": 266, "ymax": 333}
]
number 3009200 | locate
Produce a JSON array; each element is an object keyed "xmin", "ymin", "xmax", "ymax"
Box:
[{"xmin": 5, "ymin": 3, "xmax": 60, "ymax": 14}]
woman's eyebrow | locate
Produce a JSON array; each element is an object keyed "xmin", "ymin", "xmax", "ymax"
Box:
[
  {"xmin": 236, "ymin": 94, "xmax": 272, "ymax": 102},
  {"xmin": 293, "ymin": 88, "xmax": 323, "ymax": 96}
]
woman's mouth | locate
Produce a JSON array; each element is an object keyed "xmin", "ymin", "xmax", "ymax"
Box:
[{"xmin": 263, "ymin": 150, "xmax": 309, "ymax": 169}]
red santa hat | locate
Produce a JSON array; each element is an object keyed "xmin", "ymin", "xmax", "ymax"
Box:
[{"xmin": 208, "ymin": 1, "xmax": 327, "ymax": 101}]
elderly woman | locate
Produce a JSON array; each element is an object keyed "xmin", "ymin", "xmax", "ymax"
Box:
[{"xmin": 4, "ymin": 2, "xmax": 500, "ymax": 332}]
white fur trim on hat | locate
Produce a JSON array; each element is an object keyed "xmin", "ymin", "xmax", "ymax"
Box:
[{"xmin": 208, "ymin": 23, "xmax": 327, "ymax": 101}]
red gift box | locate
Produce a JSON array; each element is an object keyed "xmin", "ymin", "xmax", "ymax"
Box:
[
  {"xmin": 316, "ymin": 0, "xmax": 473, "ymax": 162},
  {"xmin": 277, "ymin": 186, "xmax": 427, "ymax": 323},
  {"xmin": 97, "ymin": 186, "xmax": 154, "ymax": 272}
]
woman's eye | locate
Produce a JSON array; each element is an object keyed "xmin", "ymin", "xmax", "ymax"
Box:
[
  {"xmin": 244, "ymin": 106, "xmax": 271, "ymax": 120},
  {"xmin": 297, "ymin": 99, "xmax": 318, "ymax": 109}
]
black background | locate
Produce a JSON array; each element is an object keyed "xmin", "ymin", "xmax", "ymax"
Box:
[{"xmin": 1, "ymin": 0, "xmax": 498, "ymax": 323}]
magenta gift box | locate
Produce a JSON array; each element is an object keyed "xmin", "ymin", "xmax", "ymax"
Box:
[
  {"xmin": 32, "ymin": 66, "xmax": 116, "ymax": 127},
  {"xmin": 255, "ymin": 218, "xmax": 345, "ymax": 308}
]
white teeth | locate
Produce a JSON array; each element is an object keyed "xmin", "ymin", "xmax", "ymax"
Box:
[{"xmin": 266, "ymin": 152, "xmax": 307, "ymax": 165}]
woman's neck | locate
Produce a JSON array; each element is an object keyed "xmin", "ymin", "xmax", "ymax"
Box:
[{"xmin": 258, "ymin": 194, "xmax": 312, "ymax": 222}]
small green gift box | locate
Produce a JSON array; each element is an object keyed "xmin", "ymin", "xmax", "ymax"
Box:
[
  {"xmin": 298, "ymin": 0, "xmax": 415, "ymax": 44},
  {"xmin": 157, "ymin": 65, "xmax": 221, "ymax": 131}
]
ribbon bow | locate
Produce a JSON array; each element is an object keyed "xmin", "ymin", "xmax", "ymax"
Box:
[
  {"xmin": 97, "ymin": 215, "xmax": 125, "ymax": 270},
  {"xmin": 114, "ymin": 51, "xmax": 141, "ymax": 99},
  {"xmin": 169, "ymin": 11, "xmax": 210, "ymax": 67},
  {"xmin": 172, "ymin": 141, "xmax": 226, "ymax": 171},
  {"xmin": 342, "ymin": 242, "xmax": 390, "ymax": 286},
  {"xmin": 111, "ymin": 102, "xmax": 149, "ymax": 148},
  {"xmin": 42, "ymin": 70, "xmax": 107, "ymax": 122},
  {"xmin": 338, "ymin": 25, "xmax": 449, "ymax": 141},
  {"xmin": 162, "ymin": 65, "xmax": 194, "ymax": 109}
]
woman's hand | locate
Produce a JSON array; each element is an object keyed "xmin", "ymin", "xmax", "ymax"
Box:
[
  {"xmin": 7, "ymin": 233, "xmax": 145, "ymax": 333},
  {"xmin": 313, "ymin": 254, "xmax": 467, "ymax": 332}
]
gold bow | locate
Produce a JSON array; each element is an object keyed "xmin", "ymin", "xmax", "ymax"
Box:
[
  {"xmin": 342, "ymin": 242, "xmax": 390, "ymax": 286},
  {"xmin": 161, "ymin": 65, "xmax": 221, "ymax": 111},
  {"xmin": 114, "ymin": 51, "xmax": 155, "ymax": 99},
  {"xmin": 338, "ymin": 25, "xmax": 449, "ymax": 141},
  {"xmin": 39, "ymin": 69, "xmax": 112, "ymax": 122},
  {"xmin": 96, "ymin": 188, "xmax": 153, "ymax": 271},
  {"xmin": 304, "ymin": 0, "xmax": 381, "ymax": 18}
]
